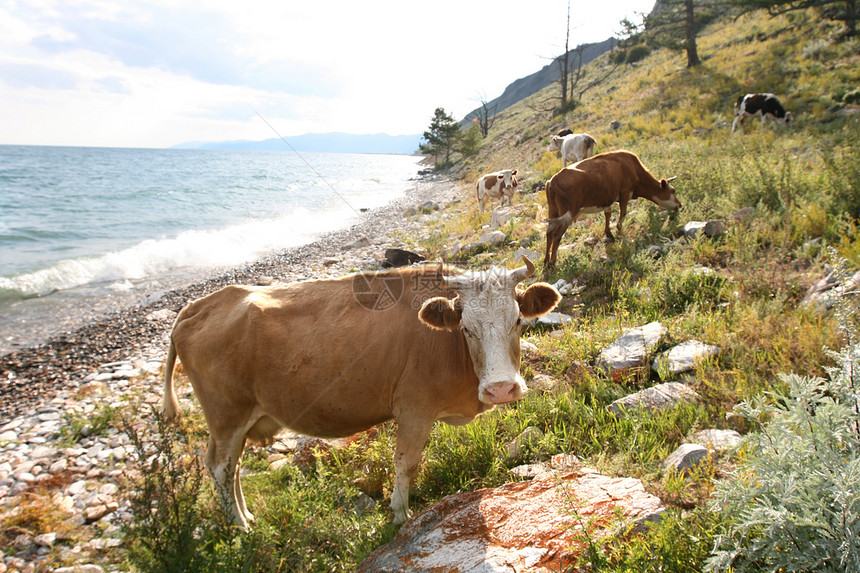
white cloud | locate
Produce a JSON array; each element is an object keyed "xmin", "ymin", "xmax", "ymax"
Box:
[{"xmin": 0, "ymin": 0, "xmax": 654, "ymax": 148}]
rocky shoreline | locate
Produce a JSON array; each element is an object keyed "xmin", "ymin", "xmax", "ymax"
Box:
[{"xmin": 0, "ymin": 174, "xmax": 465, "ymax": 571}]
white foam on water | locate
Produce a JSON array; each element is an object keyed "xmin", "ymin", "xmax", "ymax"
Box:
[{"xmin": 0, "ymin": 206, "xmax": 355, "ymax": 299}]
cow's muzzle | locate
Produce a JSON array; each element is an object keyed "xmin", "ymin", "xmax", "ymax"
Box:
[{"xmin": 481, "ymin": 381, "xmax": 526, "ymax": 404}]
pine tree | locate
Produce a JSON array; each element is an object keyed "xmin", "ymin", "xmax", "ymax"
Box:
[
  {"xmin": 643, "ymin": 0, "xmax": 720, "ymax": 67},
  {"xmin": 419, "ymin": 108, "xmax": 461, "ymax": 170}
]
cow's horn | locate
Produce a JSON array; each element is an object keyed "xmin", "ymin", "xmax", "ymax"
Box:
[
  {"xmin": 509, "ymin": 256, "xmax": 535, "ymax": 284},
  {"xmin": 666, "ymin": 175, "xmax": 678, "ymax": 182}
]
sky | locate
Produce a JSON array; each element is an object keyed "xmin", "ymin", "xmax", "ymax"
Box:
[{"xmin": 0, "ymin": 0, "xmax": 656, "ymax": 149}]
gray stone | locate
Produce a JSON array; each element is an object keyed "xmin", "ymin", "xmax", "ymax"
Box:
[
  {"xmin": 607, "ymin": 382, "xmax": 699, "ymax": 417},
  {"xmin": 662, "ymin": 443, "xmax": 709, "ymax": 474},
  {"xmin": 731, "ymin": 206, "xmax": 755, "ymax": 221},
  {"xmin": 489, "ymin": 206, "xmax": 516, "ymax": 229},
  {"xmin": 703, "ymin": 219, "xmax": 727, "ymax": 237},
  {"xmin": 596, "ymin": 321, "xmax": 666, "ymax": 375},
  {"xmin": 652, "ymin": 340, "xmax": 720, "ymax": 378},
  {"xmin": 683, "ymin": 220, "xmax": 726, "ymax": 238},
  {"xmin": 683, "ymin": 221, "xmax": 707, "ymax": 237},
  {"xmin": 479, "ymin": 230, "xmax": 507, "ymax": 246},
  {"xmin": 506, "ymin": 426, "xmax": 545, "ymax": 459},
  {"xmin": 29, "ymin": 445, "xmax": 58, "ymax": 459},
  {"xmin": 514, "ymin": 247, "xmax": 542, "ymax": 264},
  {"xmin": 527, "ymin": 374, "xmax": 558, "ymax": 393},
  {"xmin": 520, "ymin": 339, "xmax": 540, "ymax": 356},
  {"xmin": 688, "ymin": 429, "xmax": 742, "ymax": 453},
  {"xmin": 536, "ymin": 312, "xmax": 572, "ymax": 327},
  {"xmin": 801, "ymin": 269, "xmax": 860, "ymax": 311},
  {"xmin": 53, "ymin": 565, "xmax": 106, "ymax": 573}
]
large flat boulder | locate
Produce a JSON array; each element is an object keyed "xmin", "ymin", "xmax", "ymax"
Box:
[
  {"xmin": 607, "ymin": 381, "xmax": 699, "ymax": 417},
  {"xmin": 357, "ymin": 467, "xmax": 663, "ymax": 573}
]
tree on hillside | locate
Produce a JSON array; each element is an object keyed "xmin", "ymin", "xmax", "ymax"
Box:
[
  {"xmin": 459, "ymin": 123, "xmax": 483, "ymax": 158},
  {"xmin": 641, "ymin": 0, "xmax": 721, "ymax": 67},
  {"xmin": 419, "ymin": 108, "xmax": 461, "ymax": 169},
  {"xmin": 734, "ymin": 0, "xmax": 857, "ymax": 37}
]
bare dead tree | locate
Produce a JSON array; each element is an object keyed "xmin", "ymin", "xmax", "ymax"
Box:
[
  {"xmin": 473, "ymin": 92, "xmax": 497, "ymax": 138},
  {"xmin": 556, "ymin": 1, "xmax": 572, "ymax": 108}
]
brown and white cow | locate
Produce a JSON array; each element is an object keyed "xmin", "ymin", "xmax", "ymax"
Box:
[
  {"xmin": 476, "ymin": 169, "xmax": 518, "ymax": 212},
  {"xmin": 543, "ymin": 150, "xmax": 681, "ymax": 270},
  {"xmin": 547, "ymin": 133, "xmax": 597, "ymax": 166},
  {"xmin": 732, "ymin": 93, "xmax": 792, "ymax": 133},
  {"xmin": 161, "ymin": 258, "xmax": 560, "ymax": 528}
]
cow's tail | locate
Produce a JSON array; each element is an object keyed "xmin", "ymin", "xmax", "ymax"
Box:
[
  {"xmin": 161, "ymin": 331, "xmax": 181, "ymax": 422},
  {"xmin": 544, "ymin": 178, "xmax": 574, "ymax": 233},
  {"xmin": 546, "ymin": 211, "xmax": 574, "ymax": 234},
  {"xmin": 585, "ymin": 135, "xmax": 596, "ymax": 158}
]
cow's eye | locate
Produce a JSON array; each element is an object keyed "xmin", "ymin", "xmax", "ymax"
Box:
[{"xmin": 462, "ymin": 326, "xmax": 472, "ymax": 338}]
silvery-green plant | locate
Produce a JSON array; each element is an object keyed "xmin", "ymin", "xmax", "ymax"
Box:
[{"xmin": 706, "ymin": 254, "xmax": 860, "ymax": 572}]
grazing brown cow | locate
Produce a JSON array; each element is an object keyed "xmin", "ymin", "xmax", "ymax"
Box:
[
  {"xmin": 543, "ymin": 150, "xmax": 680, "ymax": 270},
  {"xmin": 476, "ymin": 169, "xmax": 518, "ymax": 212},
  {"xmin": 162, "ymin": 258, "xmax": 560, "ymax": 528}
]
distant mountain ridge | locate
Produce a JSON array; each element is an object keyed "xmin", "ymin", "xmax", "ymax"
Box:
[
  {"xmin": 171, "ymin": 132, "xmax": 424, "ymax": 155},
  {"xmin": 460, "ymin": 37, "xmax": 618, "ymax": 126}
]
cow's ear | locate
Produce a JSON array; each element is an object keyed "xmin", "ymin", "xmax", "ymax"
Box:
[
  {"xmin": 419, "ymin": 296, "xmax": 462, "ymax": 331},
  {"xmin": 517, "ymin": 283, "xmax": 561, "ymax": 318},
  {"xmin": 661, "ymin": 179, "xmax": 669, "ymax": 189},
  {"xmin": 512, "ymin": 169, "xmax": 518, "ymax": 176}
]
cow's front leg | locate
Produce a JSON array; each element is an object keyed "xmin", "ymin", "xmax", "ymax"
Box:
[{"xmin": 391, "ymin": 417, "xmax": 434, "ymax": 524}]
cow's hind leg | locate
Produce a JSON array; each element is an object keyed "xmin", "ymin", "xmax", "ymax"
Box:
[
  {"xmin": 544, "ymin": 212, "xmax": 572, "ymax": 272},
  {"xmin": 603, "ymin": 209, "xmax": 615, "ymax": 242},
  {"xmin": 204, "ymin": 422, "xmax": 253, "ymax": 529},
  {"xmin": 234, "ymin": 458, "xmax": 253, "ymax": 524},
  {"xmin": 616, "ymin": 201, "xmax": 628, "ymax": 238},
  {"xmin": 391, "ymin": 417, "xmax": 435, "ymax": 525}
]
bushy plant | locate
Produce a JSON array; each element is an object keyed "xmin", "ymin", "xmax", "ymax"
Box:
[
  {"xmin": 122, "ymin": 410, "xmax": 255, "ymax": 573},
  {"xmin": 706, "ymin": 334, "xmax": 860, "ymax": 570},
  {"xmin": 626, "ymin": 44, "xmax": 651, "ymax": 64}
]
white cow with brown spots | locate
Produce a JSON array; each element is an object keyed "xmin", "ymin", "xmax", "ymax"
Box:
[
  {"xmin": 476, "ymin": 169, "xmax": 518, "ymax": 212},
  {"xmin": 162, "ymin": 258, "xmax": 560, "ymax": 528}
]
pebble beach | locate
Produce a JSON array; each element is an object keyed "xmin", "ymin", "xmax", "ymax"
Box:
[{"xmin": 0, "ymin": 174, "xmax": 463, "ymax": 571}]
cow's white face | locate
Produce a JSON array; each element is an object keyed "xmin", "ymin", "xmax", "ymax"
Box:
[
  {"xmin": 653, "ymin": 178, "xmax": 682, "ymax": 211},
  {"xmin": 548, "ymin": 136, "xmax": 563, "ymax": 153},
  {"xmin": 497, "ymin": 169, "xmax": 517, "ymax": 189},
  {"xmin": 419, "ymin": 258, "xmax": 561, "ymax": 405}
]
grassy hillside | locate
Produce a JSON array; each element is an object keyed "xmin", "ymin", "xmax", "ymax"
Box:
[{"xmin": 121, "ymin": 9, "xmax": 860, "ymax": 572}]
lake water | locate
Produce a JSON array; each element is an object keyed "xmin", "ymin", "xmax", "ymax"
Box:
[{"xmin": 0, "ymin": 145, "xmax": 422, "ymax": 354}]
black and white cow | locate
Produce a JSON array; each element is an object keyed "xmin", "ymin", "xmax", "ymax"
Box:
[{"xmin": 732, "ymin": 93, "xmax": 792, "ymax": 133}]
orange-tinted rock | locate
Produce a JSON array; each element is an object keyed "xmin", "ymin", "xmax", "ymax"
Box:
[{"xmin": 357, "ymin": 467, "xmax": 663, "ymax": 572}]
